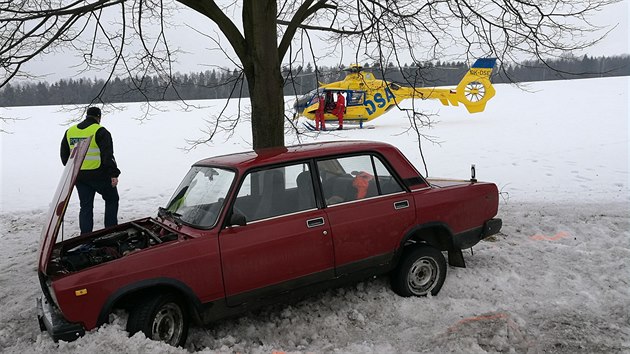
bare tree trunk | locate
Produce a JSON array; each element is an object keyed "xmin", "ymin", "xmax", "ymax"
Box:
[
  {"xmin": 243, "ymin": 0, "xmax": 284, "ymax": 150},
  {"xmin": 248, "ymin": 72, "xmax": 285, "ymax": 150}
]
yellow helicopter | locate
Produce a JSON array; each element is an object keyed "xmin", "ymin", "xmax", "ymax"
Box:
[{"xmin": 294, "ymin": 58, "xmax": 497, "ymax": 127}]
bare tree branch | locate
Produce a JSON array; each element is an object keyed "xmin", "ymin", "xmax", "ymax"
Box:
[
  {"xmin": 0, "ymin": 0, "xmax": 621, "ymax": 151},
  {"xmin": 278, "ymin": 0, "xmax": 336, "ymax": 58},
  {"xmin": 174, "ymin": 0, "xmax": 248, "ymax": 64}
]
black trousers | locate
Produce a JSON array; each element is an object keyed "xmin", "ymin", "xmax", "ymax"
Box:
[{"xmin": 76, "ymin": 178, "xmax": 119, "ymax": 234}]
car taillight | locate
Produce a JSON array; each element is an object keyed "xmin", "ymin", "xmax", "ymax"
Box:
[{"xmin": 47, "ymin": 280, "xmax": 60, "ymax": 308}]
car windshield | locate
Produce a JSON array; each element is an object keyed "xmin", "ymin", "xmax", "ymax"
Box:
[{"xmin": 164, "ymin": 166, "xmax": 235, "ymax": 228}]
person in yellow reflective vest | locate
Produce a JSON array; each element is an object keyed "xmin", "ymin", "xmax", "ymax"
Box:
[{"xmin": 60, "ymin": 107, "xmax": 121, "ymax": 234}]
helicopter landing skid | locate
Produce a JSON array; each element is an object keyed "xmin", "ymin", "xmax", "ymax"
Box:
[{"xmin": 303, "ymin": 122, "xmax": 375, "ymax": 132}]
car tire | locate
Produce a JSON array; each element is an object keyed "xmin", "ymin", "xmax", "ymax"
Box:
[
  {"xmin": 391, "ymin": 245, "xmax": 447, "ymax": 297},
  {"xmin": 126, "ymin": 292, "xmax": 189, "ymax": 347}
]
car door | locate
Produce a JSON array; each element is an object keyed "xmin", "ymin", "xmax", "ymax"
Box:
[
  {"xmin": 219, "ymin": 162, "xmax": 334, "ymax": 306},
  {"xmin": 317, "ymin": 154, "xmax": 416, "ymax": 275}
]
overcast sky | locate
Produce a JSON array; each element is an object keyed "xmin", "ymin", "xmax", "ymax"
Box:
[{"xmin": 19, "ymin": 0, "xmax": 630, "ymax": 83}]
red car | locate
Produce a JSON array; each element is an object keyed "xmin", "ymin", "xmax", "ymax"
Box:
[{"xmin": 37, "ymin": 139, "xmax": 501, "ymax": 346}]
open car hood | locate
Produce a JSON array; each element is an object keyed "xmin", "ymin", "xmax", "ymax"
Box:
[{"xmin": 38, "ymin": 137, "xmax": 90, "ymax": 275}]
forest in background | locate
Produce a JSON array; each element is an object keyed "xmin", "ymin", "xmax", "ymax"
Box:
[{"xmin": 0, "ymin": 55, "xmax": 628, "ymax": 107}]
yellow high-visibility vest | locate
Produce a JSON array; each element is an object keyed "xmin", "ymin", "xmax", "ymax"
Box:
[{"xmin": 67, "ymin": 123, "xmax": 102, "ymax": 170}]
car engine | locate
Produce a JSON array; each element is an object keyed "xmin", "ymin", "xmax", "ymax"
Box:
[{"xmin": 49, "ymin": 220, "xmax": 179, "ymax": 275}]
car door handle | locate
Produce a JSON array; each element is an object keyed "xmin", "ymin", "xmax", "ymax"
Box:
[
  {"xmin": 394, "ymin": 200, "xmax": 409, "ymax": 210},
  {"xmin": 306, "ymin": 217, "xmax": 325, "ymax": 228}
]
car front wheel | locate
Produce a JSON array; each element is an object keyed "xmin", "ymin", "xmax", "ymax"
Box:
[
  {"xmin": 126, "ymin": 293, "xmax": 189, "ymax": 347},
  {"xmin": 391, "ymin": 245, "xmax": 447, "ymax": 297}
]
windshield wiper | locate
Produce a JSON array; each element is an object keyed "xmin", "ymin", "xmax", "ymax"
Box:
[{"xmin": 158, "ymin": 207, "xmax": 183, "ymax": 226}]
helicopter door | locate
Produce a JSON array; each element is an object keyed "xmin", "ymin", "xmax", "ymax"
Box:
[
  {"xmin": 323, "ymin": 91, "xmax": 336, "ymax": 112},
  {"xmin": 345, "ymin": 91, "xmax": 369, "ymax": 121}
]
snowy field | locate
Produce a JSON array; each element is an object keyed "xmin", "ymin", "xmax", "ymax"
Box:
[{"xmin": 0, "ymin": 76, "xmax": 628, "ymax": 353}]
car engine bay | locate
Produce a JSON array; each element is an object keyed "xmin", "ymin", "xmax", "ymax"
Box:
[{"xmin": 48, "ymin": 219, "xmax": 180, "ymax": 275}]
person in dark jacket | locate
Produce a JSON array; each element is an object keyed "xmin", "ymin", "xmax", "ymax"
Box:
[{"xmin": 61, "ymin": 107, "xmax": 121, "ymax": 234}]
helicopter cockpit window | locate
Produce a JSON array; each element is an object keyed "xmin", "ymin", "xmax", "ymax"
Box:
[
  {"xmin": 346, "ymin": 91, "xmax": 365, "ymax": 106},
  {"xmin": 306, "ymin": 88, "xmax": 323, "ymax": 106},
  {"xmin": 307, "ymin": 95, "xmax": 318, "ymax": 107}
]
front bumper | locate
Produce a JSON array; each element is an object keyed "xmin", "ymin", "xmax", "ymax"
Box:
[{"xmin": 37, "ymin": 296, "xmax": 85, "ymax": 342}]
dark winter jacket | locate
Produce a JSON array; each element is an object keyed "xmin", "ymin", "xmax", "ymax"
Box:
[{"xmin": 60, "ymin": 117, "xmax": 121, "ymax": 181}]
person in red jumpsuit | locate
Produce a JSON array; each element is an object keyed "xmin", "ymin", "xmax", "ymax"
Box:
[
  {"xmin": 315, "ymin": 94, "xmax": 326, "ymax": 131},
  {"xmin": 332, "ymin": 92, "xmax": 345, "ymax": 130}
]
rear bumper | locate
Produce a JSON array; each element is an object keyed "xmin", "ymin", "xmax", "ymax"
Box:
[
  {"xmin": 453, "ymin": 218, "xmax": 503, "ymax": 249},
  {"xmin": 37, "ymin": 296, "xmax": 85, "ymax": 342},
  {"xmin": 482, "ymin": 218, "xmax": 503, "ymax": 239}
]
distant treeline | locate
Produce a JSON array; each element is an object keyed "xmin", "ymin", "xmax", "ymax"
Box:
[{"xmin": 1, "ymin": 55, "xmax": 628, "ymax": 107}]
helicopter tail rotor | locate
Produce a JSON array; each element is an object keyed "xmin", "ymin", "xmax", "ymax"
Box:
[{"xmin": 453, "ymin": 58, "xmax": 496, "ymax": 113}]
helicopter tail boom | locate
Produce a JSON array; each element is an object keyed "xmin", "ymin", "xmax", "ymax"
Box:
[{"xmin": 401, "ymin": 58, "xmax": 496, "ymax": 113}]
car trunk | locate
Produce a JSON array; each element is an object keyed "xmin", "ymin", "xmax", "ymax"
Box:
[{"xmin": 426, "ymin": 178, "xmax": 476, "ymax": 188}]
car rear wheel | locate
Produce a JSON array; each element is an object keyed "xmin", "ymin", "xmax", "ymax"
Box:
[
  {"xmin": 126, "ymin": 293, "xmax": 189, "ymax": 347},
  {"xmin": 391, "ymin": 245, "xmax": 447, "ymax": 297}
]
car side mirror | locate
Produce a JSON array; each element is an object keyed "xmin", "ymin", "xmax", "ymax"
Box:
[{"xmin": 229, "ymin": 212, "xmax": 247, "ymax": 227}]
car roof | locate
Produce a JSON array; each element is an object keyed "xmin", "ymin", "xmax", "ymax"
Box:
[{"xmin": 195, "ymin": 140, "xmax": 396, "ymax": 170}]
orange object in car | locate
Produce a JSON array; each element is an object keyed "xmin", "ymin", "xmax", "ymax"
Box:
[{"xmin": 353, "ymin": 171, "xmax": 373, "ymax": 199}]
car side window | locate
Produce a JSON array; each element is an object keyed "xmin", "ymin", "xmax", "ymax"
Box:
[
  {"xmin": 317, "ymin": 154, "xmax": 404, "ymax": 206},
  {"xmin": 233, "ymin": 162, "xmax": 316, "ymax": 222},
  {"xmin": 373, "ymin": 157, "xmax": 404, "ymax": 194}
]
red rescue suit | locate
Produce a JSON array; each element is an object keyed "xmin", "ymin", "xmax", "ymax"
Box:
[
  {"xmin": 315, "ymin": 96, "xmax": 326, "ymax": 130},
  {"xmin": 332, "ymin": 93, "xmax": 345, "ymax": 128}
]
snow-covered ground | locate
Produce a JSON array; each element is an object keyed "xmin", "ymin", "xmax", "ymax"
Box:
[{"xmin": 0, "ymin": 77, "xmax": 628, "ymax": 353}]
